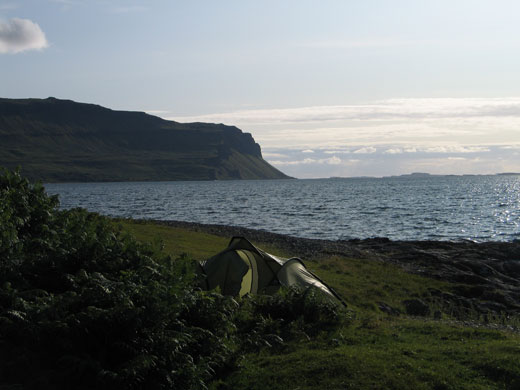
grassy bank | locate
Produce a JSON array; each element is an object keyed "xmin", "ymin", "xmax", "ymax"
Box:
[{"xmin": 118, "ymin": 219, "xmax": 520, "ymax": 390}]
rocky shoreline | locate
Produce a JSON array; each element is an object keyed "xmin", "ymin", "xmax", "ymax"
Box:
[{"xmin": 153, "ymin": 220, "xmax": 520, "ymax": 317}]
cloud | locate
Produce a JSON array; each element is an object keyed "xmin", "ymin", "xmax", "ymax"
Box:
[
  {"xmin": 264, "ymin": 145, "xmax": 519, "ymax": 178},
  {"xmin": 353, "ymin": 147, "xmax": 377, "ymax": 154},
  {"xmin": 383, "ymin": 145, "xmax": 490, "ymax": 154},
  {"xmin": 168, "ymin": 98, "xmax": 520, "ymax": 161},
  {"xmin": 270, "ymin": 156, "xmax": 342, "ymax": 166},
  {"xmin": 323, "ymin": 149, "xmax": 351, "ymax": 154},
  {"xmin": 270, "ymin": 158, "xmax": 315, "ymax": 166},
  {"xmin": 384, "ymin": 148, "xmax": 403, "ymax": 154},
  {"xmin": 145, "ymin": 109, "xmax": 171, "ymax": 115},
  {"xmin": 500, "ymin": 145, "xmax": 520, "ymax": 150},
  {"xmin": 301, "ymin": 149, "xmax": 314, "ymax": 153},
  {"xmin": 325, "ymin": 156, "xmax": 342, "ymax": 165},
  {"xmin": 421, "ymin": 146, "xmax": 490, "ymax": 154},
  {"xmin": 0, "ymin": 18, "xmax": 48, "ymax": 54},
  {"xmin": 262, "ymin": 152, "xmax": 288, "ymax": 158},
  {"xmin": 171, "ymin": 97, "xmax": 520, "ymax": 129},
  {"xmin": 170, "ymin": 98, "xmax": 520, "ymax": 126}
]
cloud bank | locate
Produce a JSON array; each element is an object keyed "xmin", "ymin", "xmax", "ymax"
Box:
[
  {"xmin": 168, "ymin": 98, "xmax": 520, "ymax": 177},
  {"xmin": 171, "ymin": 98, "xmax": 520, "ymax": 126},
  {"xmin": 0, "ymin": 18, "xmax": 48, "ymax": 54},
  {"xmin": 170, "ymin": 98, "xmax": 520, "ymax": 150},
  {"xmin": 262, "ymin": 145, "xmax": 519, "ymax": 178}
]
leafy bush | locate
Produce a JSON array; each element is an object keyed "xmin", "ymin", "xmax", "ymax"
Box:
[
  {"xmin": 0, "ymin": 168, "xmax": 237, "ymax": 389},
  {"xmin": 235, "ymin": 287, "xmax": 349, "ymax": 350},
  {"xmin": 0, "ymin": 168, "xmax": 348, "ymax": 389}
]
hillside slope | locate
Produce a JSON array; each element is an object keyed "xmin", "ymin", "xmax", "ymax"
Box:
[{"xmin": 0, "ymin": 97, "xmax": 290, "ymax": 182}]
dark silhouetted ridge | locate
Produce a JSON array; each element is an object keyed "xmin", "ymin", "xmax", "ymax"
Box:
[{"xmin": 0, "ymin": 97, "xmax": 291, "ymax": 182}]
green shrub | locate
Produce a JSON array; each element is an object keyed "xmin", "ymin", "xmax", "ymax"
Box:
[
  {"xmin": 0, "ymin": 168, "xmax": 236, "ymax": 389},
  {"xmin": 235, "ymin": 287, "xmax": 350, "ymax": 352},
  {"xmin": 0, "ymin": 168, "xmax": 347, "ymax": 389}
]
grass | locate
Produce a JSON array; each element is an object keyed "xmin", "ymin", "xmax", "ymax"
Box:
[
  {"xmin": 308, "ymin": 255, "xmax": 451, "ymax": 314},
  {"xmin": 116, "ymin": 219, "xmax": 229, "ymax": 260},
  {"xmin": 118, "ymin": 219, "xmax": 520, "ymax": 390},
  {"xmin": 225, "ymin": 320, "xmax": 520, "ymax": 390}
]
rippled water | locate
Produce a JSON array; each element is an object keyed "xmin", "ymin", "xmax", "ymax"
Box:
[{"xmin": 45, "ymin": 175, "xmax": 520, "ymax": 242}]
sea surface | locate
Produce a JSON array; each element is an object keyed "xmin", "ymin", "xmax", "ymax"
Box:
[{"xmin": 45, "ymin": 175, "xmax": 520, "ymax": 242}]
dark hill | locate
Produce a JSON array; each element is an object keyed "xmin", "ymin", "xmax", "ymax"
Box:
[{"xmin": 0, "ymin": 97, "xmax": 290, "ymax": 182}]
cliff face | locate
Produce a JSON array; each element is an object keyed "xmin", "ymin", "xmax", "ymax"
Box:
[{"xmin": 0, "ymin": 97, "xmax": 290, "ymax": 182}]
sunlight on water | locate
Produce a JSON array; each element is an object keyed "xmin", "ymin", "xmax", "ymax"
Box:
[{"xmin": 45, "ymin": 175, "xmax": 520, "ymax": 242}]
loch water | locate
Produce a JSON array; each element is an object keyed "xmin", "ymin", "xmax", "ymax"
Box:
[{"xmin": 45, "ymin": 175, "xmax": 520, "ymax": 242}]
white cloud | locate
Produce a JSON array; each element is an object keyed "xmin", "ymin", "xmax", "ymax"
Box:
[
  {"xmin": 145, "ymin": 109, "xmax": 171, "ymax": 115},
  {"xmin": 421, "ymin": 146, "xmax": 490, "ymax": 154},
  {"xmin": 167, "ymin": 98, "xmax": 520, "ymax": 153},
  {"xmin": 324, "ymin": 149, "xmax": 351, "ymax": 154},
  {"xmin": 324, "ymin": 156, "xmax": 342, "ymax": 165},
  {"xmin": 384, "ymin": 148, "xmax": 403, "ymax": 154},
  {"xmin": 301, "ymin": 149, "xmax": 314, "ymax": 153},
  {"xmin": 170, "ymin": 98, "xmax": 520, "ymax": 126},
  {"xmin": 0, "ymin": 18, "xmax": 48, "ymax": 54},
  {"xmin": 500, "ymin": 145, "xmax": 520, "ymax": 150},
  {"xmin": 168, "ymin": 98, "xmax": 520, "ymax": 177},
  {"xmin": 265, "ymin": 145, "xmax": 519, "ymax": 178},
  {"xmin": 383, "ymin": 145, "xmax": 490, "ymax": 155},
  {"xmin": 353, "ymin": 147, "xmax": 377, "ymax": 154},
  {"xmin": 262, "ymin": 152, "xmax": 288, "ymax": 158},
  {"xmin": 270, "ymin": 158, "xmax": 315, "ymax": 166},
  {"xmin": 270, "ymin": 156, "xmax": 342, "ymax": 166}
]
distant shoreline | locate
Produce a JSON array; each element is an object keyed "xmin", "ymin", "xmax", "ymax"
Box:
[
  {"xmin": 41, "ymin": 171, "xmax": 520, "ymax": 184},
  {"xmin": 330, "ymin": 172, "xmax": 520, "ymax": 179}
]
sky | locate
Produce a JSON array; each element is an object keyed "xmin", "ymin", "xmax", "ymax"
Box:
[{"xmin": 1, "ymin": 0, "xmax": 520, "ymax": 178}]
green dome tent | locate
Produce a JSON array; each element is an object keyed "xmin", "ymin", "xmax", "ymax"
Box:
[{"xmin": 200, "ymin": 237, "xmax": 345, "ymax": 305}]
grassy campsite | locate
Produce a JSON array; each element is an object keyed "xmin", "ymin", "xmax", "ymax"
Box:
[
  {"xmin": 1, "ymin": 169, "xmax": 520, "ymax": 389},
  {"xmin": 121, "ymin": 220, "xmax": 520, "ymax": 390}
]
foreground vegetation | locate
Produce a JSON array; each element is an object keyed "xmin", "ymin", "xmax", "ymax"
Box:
[
  {"xmin": 1, "ymin": 168, "xmax": 519, "ymax": 389},
  {"xmin": 0, "ymin": 169, "xmax": 341, "ymax": 389},
  {"xmin": 121, "ymin": 221, "xmax": 520, "ymax": 390}
]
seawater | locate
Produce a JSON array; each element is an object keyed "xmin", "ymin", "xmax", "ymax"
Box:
[{"xmin": 44, "ymin": 175, "xmax": 520, "ymax": 242}]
